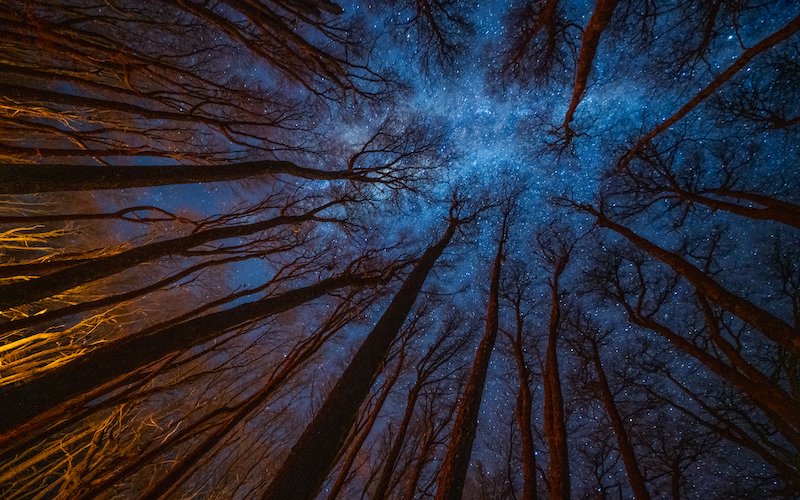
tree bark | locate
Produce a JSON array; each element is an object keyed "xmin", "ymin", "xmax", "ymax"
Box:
[
  {"xmin": 0, "ymin": 201, "xmax": 340, "ymax": 311},
  {"xmin": 561, "ymin": 0, "xmax": 619, "ymax": 129},
  {"xmin": 435, "ymin": 218, "xmax": 507, "ymax": 500},
  {"xmin": 588, "ymin": 206, "xmax": 800, "ymax": 353},
  {"xmin": 509, "ymin": 302, "xmax": 537, "ymax": 500},
  {"xmin": 543, "ymin": 259, "xmax": 570, "ymax": 500},
  {"xmin": 590, "ymin": 341, "xmax": 650, "ymax": 500},
  {"xmin": 1, "ymin": 160, "xmax": 370, "ymax": 194},
  {"xmin": 674, "ymin": 188, "xmax": 800, "ymax": 229},
  {"xmin": 0, "ymin": 270, "xmax": 386, "ymax": 436},
  {"xmin": 262, "ymin": 214, "xmax": 459, "ymax": 500}
]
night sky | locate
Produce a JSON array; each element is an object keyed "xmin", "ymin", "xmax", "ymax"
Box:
[{"xmin": 1, "ymin": 0, "xmax": 799, "ymax": 498}]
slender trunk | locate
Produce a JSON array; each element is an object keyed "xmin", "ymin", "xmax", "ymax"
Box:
[
  {"xmin": 372, "ymin": 383, "xmax": 422, "ymax": 499},
  {"xmin": 262, "ymin": 216, "xmax": 458, "ymax": 500},
  {"xmin": 670, "ymin": 462, "xmax": 681, "ymax": 500},
  {"xmin": 0, "ymin": 253, "xmax": 260, "ymax": 336},
  {"xmin": 591, "ymin": 207, "xmax": 800, "ymax": 353},
  {"xmin": 617, "ymin": 14, "xmax": 800, "ymax": 171},
  {"xmin": 0, "ymin": 201, "xmax": 338, "ymax": 311},
  {"xmin": 562, "ymin": 0, "xmax": 619, "ymax": 128},
  {"xmin": 675, "ymin": 189, "xmax": 800, "ymax": 228},
  {"xmin": 0, "ymin": 270, "xmax": 385, "ymax": 436},
  {"xmin": 327, "ymin": 353, "xmax": 404, "ymax": 500},
  {"xmin": 1, "ymin": 160, "xmax": 368, "ymax": 194},
  {"xmin": 543, "ymin": 262, "xmax": 570, "ymax": 500},
  {"xmin": 509, "ymin": 305, "xmax": 537, "ymax": 500},
  {"xmin": 590, "ymin": 342, "xmax": 650, "ymax": 500},
  {"xmin": 435, "ymin": 224, "xmax": 506, "ymax": 500}
]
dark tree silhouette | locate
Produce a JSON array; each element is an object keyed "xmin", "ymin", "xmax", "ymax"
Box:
[{"xmin": 263, "ymin": 197, "xmax": 472, "ymax": 500}]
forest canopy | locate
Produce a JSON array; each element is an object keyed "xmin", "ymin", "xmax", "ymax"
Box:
[{"xmin": 1, "ymin": 0, "xmax": 799, "ymax": 498}]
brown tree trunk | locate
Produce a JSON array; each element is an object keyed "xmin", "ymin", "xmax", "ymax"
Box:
[
  {"xmin": 0, "ymin": 200, "xmax": 341, "ymax": 311},
  {"xmin": 590, "ymin": 341, "xmax": 650, "ymax": 500},
  {"xmin": 435, "ymin": 219, "xmax": 507, "ymax": 500},
  {"xmin": 561, "ymin": 0, "xmax": 619, "ymax": 128},
  {"xmin": 0, "ymin": 269, "xmax": 386, "ymax": 437},
  {"xmin": 1, "ymin": 160, "xmax": 370, "ymax": 194},
  {"xmin": 509, "ymin": 304, "xmax": 537, "ymax": 500},
  {"xmin": 326, "ymin": 350, "xmax": 405, "ymax": 500},
  {"xmin": 617, "ymin": 14, "xmax": 800, "ymax": 171},
  {"xmin": 372, "ymin": 384, "xmax": 423, "ymax": 499},
  {"xmin": 262, "ymin": 214, "xmax": 459, "ymax": 500},
  {"xmin": 589, "ymin": 206, "xmax": 800, "ymax": 353},
  {"xmin": 674, "ymin": 189, "xmax": 800, "ymax": 229},
  {"xmin": 543, "ymin": 259, "xmax": 570, "ymax": 500}
]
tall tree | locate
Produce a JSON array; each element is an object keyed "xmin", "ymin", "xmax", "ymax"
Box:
[
  {"xmin": 0, "ymin": 261, "xmax": 401, "ymax": 438},
  {"xmin": 435, "ymin": 203, "xmax": 511, "ymax": 500},
  {"xmin": 538, "ymin": 222, "xmax": 575, "ymax": 500},
  {"xmin": 263, "ymin": 197, "xmax": 472, "ymax": 500},
  {"xmin": 501, "ymin": 261, "xmax": 538, "ymax": 500},
  {"xmin": 567, "ymin": 310, "xmax": 651, "ymax": 500}
]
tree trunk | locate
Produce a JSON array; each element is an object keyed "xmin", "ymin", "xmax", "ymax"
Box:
[
  {"xmin": 0, "ymin": 201, "xmax": 340, "ymax": 311},
  {"xmin": 372, "ymin": 383, "xmax": 423, "ymax": 499},
  {"xmin": 262, "ymin": 215, "xmax": 458, "ymax": 500},
  {"xmin": 562, "ymin": 0, "xmax": 619, "ymax": 128},
  {"xmin": 590, "ymin": 207, "xmax": 800, "ymax": 353},
  {"xmin": 435, "ymin": 220, "xmax": 506, "ymax": 500},
  {"xmin": 543, "ymin": 261, "xmax": 570, "ymax": 500},
  {"xmin": 617, "ymin": 14, "xmax": 800, "ymax": 171},
  {"xmin": 670, "ymin": 462, "xmax": 681, "ymax": 500},
  {"xmin": 326, "ymin": 351, "xmax": 404, "ymax": 500},
  {"xmin": 0, "ymin": 253, "xmax": 259, "ymax": 336},
  {"xmin": 509, "ymin": 305, "xmax": 537, "ymax": 500},
  {"xmin": 673, "ymin": 188, "xmax": 800, "ymax": 229},
  {"xmin": 590, "ymin": 342, "xmax": 650, "ymax": 500},
  {"xmin": 1, "ymin": 160, "xmax": 370, "ymax": 194},
  {"xmin": 0, "ymin": 270, "xmax": 385, "ymax": 437}
]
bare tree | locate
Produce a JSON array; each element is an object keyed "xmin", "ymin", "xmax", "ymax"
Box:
[{"xmin": 435, "ymin": 200, "xmax": 512, "ymax": 500}]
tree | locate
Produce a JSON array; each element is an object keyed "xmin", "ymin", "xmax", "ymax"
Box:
[
  {"xmin": 371, "ymin": 313, "xmax": 470, "ymax": 499},
  {"xmin": 500, "ymin": 261, "xmax": 538, "ymax": 500},
  {"xmin": 435, "ymin": 199, "xmax": 511, "ymax": 500},
  {"xmin": 537, "ymin": 222, "xmax": 576, "ymax": 500},
  {"xmin": 263, "ymin": 196, "xmax": 472, "ymax": 500},
  {"xmin": 566, "ymin": 309, "xmax": 651, "ymax": 500}
]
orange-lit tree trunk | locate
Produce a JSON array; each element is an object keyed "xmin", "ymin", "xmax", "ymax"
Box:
[
  {"xmin": 0, "ymin": 200, "xmax": 344, "ymax": 311},
  {"xmin": 262, "ymin": 206, "xmax": 462, "ymax": 500},
  {"xmin": 0, "ymin": 269, "xmax": 391, "ymax": 438},
  {"xmin": 435, "ymin": 212, "xmax": 509, "ymax": 500}
]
